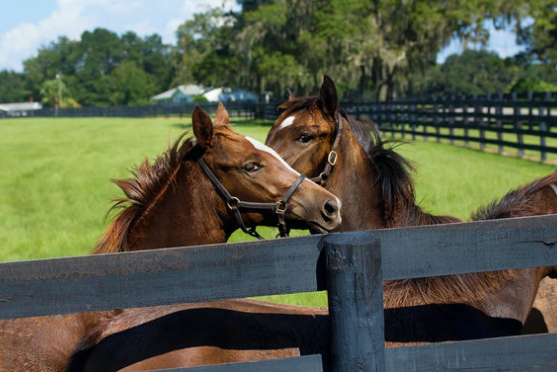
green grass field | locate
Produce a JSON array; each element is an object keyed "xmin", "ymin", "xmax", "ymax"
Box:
[{"xmin": 1, "ymin": 117, "xmax": 555, "ymax": 307}]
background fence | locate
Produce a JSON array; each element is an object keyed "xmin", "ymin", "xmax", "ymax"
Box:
[
  {"xmin": 2, "ymin": 91, "xmax": 557, "ymax": 161},
  {"xmin": 345, "ymin": 92, "xmax": 557, "ymax": 162},
  {"xmin": 2, "ymin": 215, "xmax": 557, "ymax": 371},
  {"xmin": 0, "ymin": 102, "xmax": 260, "ymax": 119}
]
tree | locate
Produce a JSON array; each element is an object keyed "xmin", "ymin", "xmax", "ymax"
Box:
[
  {"xmin": 517, "ymin": 2, "xmax": 557, "ymax": 69},
  {"xmin": 109, "ymin": 61, "xmax": 157, "ymax": 106},
  {"xmin": 173, "ymin": 8, "xmax": 237, "ymax": 87},
  {"xmin": 180, "ymin": 0, "xmax": 533, "ymax": 100},
  {"xmin": 40, "ymin": 77, "xmax": 80, "ymax": 108},
  {"xmin": 23, "ymin": 36, "xmax": 78, "ymax": 102},
  {"xmin": 0, "ymin": 70, "xmax": 30, "ymax": 102}
]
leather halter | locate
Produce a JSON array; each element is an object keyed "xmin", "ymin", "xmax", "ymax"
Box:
[
  {"xmin": 310, "ymin": 112, "xmax": 342, "ymax": 187},
  {"xmin": 197, "ymin": 155, "xmax": 306, "ymax": 240}
]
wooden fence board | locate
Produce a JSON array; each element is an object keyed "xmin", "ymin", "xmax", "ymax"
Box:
[
  {"xmin": 0, "ymin": 215, "xmax": 555, "ymax": 320},
  {"xmin": 385, "ymin": 333, "xmax": 557, "ymax": 371},
  {"xmin": 161, "ymin": 355, "xmax": 323, "ymax": 372},
  {"xmin": 378, "ymin": 214, "xmax": 557, "ymax": 280},
  {"xmin": 0, "ymin": 235, "xmax": 322, "ymax": 319}
]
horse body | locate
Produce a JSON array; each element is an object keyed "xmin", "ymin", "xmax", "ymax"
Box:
[
  {"xmin": 266, "ymin": 76, "xmax": 557, "ymax": 343},
  {"xmin": 0, "ymin": 103, "xmax": 340, "ymax": 372},
  {"xmin": 70, "ymin": 300, "xmax": 329, "ymax": 372},
  {"xmin": 71, "ymin": 80, "xmax": 557, "ymax": 371}
]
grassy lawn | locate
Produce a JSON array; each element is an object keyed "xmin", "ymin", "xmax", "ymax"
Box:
[{"xmin": 0, "ymin": 116, "xmax": 555, "ymax": 307}]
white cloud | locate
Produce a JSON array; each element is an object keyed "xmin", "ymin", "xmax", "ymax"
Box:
[
  {"xmin": 126, "ymin": 20, "xmax": 156, "ymax": 38},
  {"xmin": 0, "ymin": 0, "xmax": 94, "ymax": 71},
  {"xmin": 163, "ymin": 18, "xmax": 185, "ymax": 43},
  {"xmin": 0, "ymin": 0, "xmax": 235, "ymax": 71}
]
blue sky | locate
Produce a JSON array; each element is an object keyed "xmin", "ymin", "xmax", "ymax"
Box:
[{"xmin": 0, "ymin": 0, "xmax": 525, "ymax": 72}]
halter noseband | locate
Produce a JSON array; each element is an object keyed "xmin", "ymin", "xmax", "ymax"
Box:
[
  {"xmin": 197, "ymin": 155, "xmax": 306, "ymax": 240},
  {"xmin": 310, "ymin": 111, "xmax": 343, "ymax": 187}
]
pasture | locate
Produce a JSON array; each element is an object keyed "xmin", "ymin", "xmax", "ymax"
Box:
[{"xmin": 1, "ymin": 116, "xmax": 555, "ymax": 306}]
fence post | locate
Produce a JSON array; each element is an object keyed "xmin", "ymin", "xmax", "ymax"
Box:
[
  {"xmin": 475, "ymin": 95, "xmax": 485, "ymax": 151},
  {"xmin": 324, "ymin": 234, "xmax": 385, "ymax": 372},
  {"xmin": 401, "ymin": 103, "xmax": 407, "ymax": 139},
  {"xmin": 512, "ymin": 93, "xmax": 524, "ymax": 158},
  {"xmin": 540, "ymin": 119, "xmax": 547, "ymax": 162},
  {"xmin": 434, "ymin": 97, "xmax": 440, "ymax": 143},
  {"xmin": 496, "ymin": 93, "xmax": 503, "ymax": 154},
  {"xmin": 450, "ymin": 97, "xmax": 456, "ymax": 145}
]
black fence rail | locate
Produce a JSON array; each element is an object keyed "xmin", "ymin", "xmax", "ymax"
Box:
[
  {"xmin": 3, "ymin": 91, "xmax": 557, "ymax": 161},
  {"xmin": 345, "ymin": 92, "xmax": 557, "ymax": 161},
  {"xmin": 0, "ymin": 102, "xmax": 259, "ymax": 119},
  {"xmin": 1, "ymin": 215, "xmax": 557, "ymax": 371}
]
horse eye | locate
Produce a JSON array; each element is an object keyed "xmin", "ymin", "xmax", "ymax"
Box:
[
  {"xmin": 243, "ymin": 162, "xmax": 262, "ymax": 173},
  {"xmin": 297, "ymin": 133, "xmax": 313, "ymax": 143}
]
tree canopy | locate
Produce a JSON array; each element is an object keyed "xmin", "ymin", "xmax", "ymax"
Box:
[{"xmin": 0, "ymin": 0, "xmax": 555, "ymax": 105}]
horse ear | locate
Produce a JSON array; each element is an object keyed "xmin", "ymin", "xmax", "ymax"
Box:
[
  {"xmin": 192, "ymin": 106, "xmax": 214, "ymax": 148},
  {"xmin": 319, "ymin": 75, "xmax": 338, "ymax": 118},
  {"xmin": 287, "ymin": 88, "xmax": 296, "ymax": 101},
  {"xmin": 214, "ymin": 102, "xmax": 229, "ymax": 127}
]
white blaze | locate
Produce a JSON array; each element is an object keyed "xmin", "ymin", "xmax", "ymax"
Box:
[
  {"xmin": 278, "ymin": 115, "xmax": 296, "ymax": 130},
  {"xmin": 245, "ymin": 136, "xmax": 300, "ymax": 176}
]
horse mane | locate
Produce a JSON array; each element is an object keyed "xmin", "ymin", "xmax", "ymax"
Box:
[
  {"xmin": 386, "ymin": 173, "xmax": 557, "ymax": 307},
  {"xmin": 471, "ymin": 171, "xmax": 557, "ymax": 221},
  {"xmin": 281, "ymin": 97, "xmax": 458, "ymax": 228},
  {"xmin": 92, "ymin": 133, "xmax": 194, "ymax": 254},
  {"xmin": 281, "ymin": 98, "xmax": 516, "ymax": 305}
]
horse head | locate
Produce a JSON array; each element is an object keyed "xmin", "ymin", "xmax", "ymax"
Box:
[
  {"xmin": 193, "ymin": 103, "xmax": 341, "ymax": 235},
  {"xmin": 265, "ymin": 75, "xmax": 341, "ymax": 181}
]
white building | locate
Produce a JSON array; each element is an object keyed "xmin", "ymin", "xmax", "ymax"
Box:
[
  {"xmin": 151, "ymin": 85, "xmax": 258, "ymax": 104},
  {"xmin": 150, "ymin": 85, "xmax": 206, "ymax": 105},
  {"xmin": 0, "ymin": 102, "xmax": 43, "ymax": 116}
]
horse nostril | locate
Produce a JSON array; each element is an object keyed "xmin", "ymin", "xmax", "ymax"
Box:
[{"xmin": 324, "ymin": 200, "xmax": 338, "ymax": 216}]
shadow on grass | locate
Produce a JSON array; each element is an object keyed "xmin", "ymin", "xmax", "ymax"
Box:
[{"xmin": 170, "ymin": 122, "xmax": 191, "ymax": 130}]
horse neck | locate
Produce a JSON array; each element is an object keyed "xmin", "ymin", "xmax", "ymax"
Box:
[
  {"xmin": 390, "ymin": 203, "xmax": 461, "ymax": 228},
  {"xmin": 125, "ymin": 160, "xmax": 232, "ymax": 251},
  {"xmin": 384, "ymin": 267, "xmax": 545, "ymax": 326},
  {"xmin": 469, "ymin": 267, "xmax": 545, "ymax": 325},
  {"xmin": 326, "ymin": 131, "xmax": 385, "ymax": 231}
]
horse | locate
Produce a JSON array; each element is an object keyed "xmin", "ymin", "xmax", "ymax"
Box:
[
  {"xmin": 69, "ymin": 171, "xmax": 557, "ymax": 371},
  {"xmin": 0, "ymin": 103, "xmax": 341, "ymax": 372},
  {"xmin": 69, "ymin": 88, "xmax": 557, "ymax": 370},
  {"xmin": 265, "ymin": 75, "xmax": 557, "ymax": 338}
]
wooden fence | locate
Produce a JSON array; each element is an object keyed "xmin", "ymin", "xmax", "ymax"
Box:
[
  {"xmin": 0, "ymin": 102, "xmax": 259, "ymax": 119},
  {"xmin": 345, "ymin": 92, "xmax": 557, "ymax": 162},
  {"xmin": 2, "ymin": 214, "xmax": 557, "ymax": 371},
  {"xmin": 5, "ymin": 91, "xmax": 556, "ymax": 161}
]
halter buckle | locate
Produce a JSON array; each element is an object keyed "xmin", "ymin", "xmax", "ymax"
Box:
[
  {"xmin": 275, "ymin": 201, "xmax": 287, "ymax": 215},
  {"xmin": 328, "ymin": 151, "xmax": 338, "ymax": 166},
  {"xmin": 227, "ymin": 197, "xmax": 240, "ymax": 210}
]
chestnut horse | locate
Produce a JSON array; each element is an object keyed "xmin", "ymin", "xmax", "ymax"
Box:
[
  {"xmin": 69, "ymin": 92, "xmax": 556, "ymax": 369},
  {"xmin": 0, "ymin": 103, "xmax": 341, "ymax": 372},
  {"xmin": 70, "ymin": 172, "xmax": 557, "ymax": 371},
  {"xmin": 265, "ymin": 75, "xmax": 557, "ymax": 336}
]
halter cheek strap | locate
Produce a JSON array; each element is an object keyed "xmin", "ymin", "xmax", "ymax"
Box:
[
  {"xmin": 310, "ymin": 112, "xmax": 342, "ymax": 187},
  {"xmin": 198, "ymin": 156, "xmax": 306, "ymax": 240}
]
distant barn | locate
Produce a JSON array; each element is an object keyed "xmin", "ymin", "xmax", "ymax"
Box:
[
  {"xmin": 151, "ymin": 85, "xmax": 257, "ymax": 105},
  {"xmin": 0, "ymin": 102, "xmax": 42, "ymax": 117}
]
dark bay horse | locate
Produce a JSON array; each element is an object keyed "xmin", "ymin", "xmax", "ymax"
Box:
[
  {"xmin": 265, "ymin": 75, "xmax": 557, "ymax": 338},
  {"xmin": 0, "ymin": 103, "xmax": 341, "ymax": 372},
  {"xmin": 70, "ymin": 171, "xmax": 557, "ymax": 371},
  {"xmin": 69, "ymin": 92, "xmax": 556, "ymax": 369}
]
